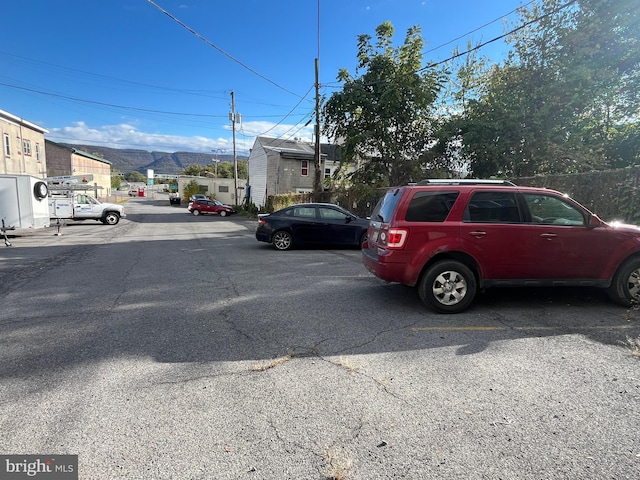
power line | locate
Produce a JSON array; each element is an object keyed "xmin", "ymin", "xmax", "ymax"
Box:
[
  {"xmin": 422, "ymin": 0, "xmax": 537, "ymax": 56},
  {"xmin": 320, "ymin": 0, "xmax": 577, "ymax": 88},
  {"xmin": 0, "ymin": 50, "xmax": 313, "ymax": 113},
  {"xmin": 419, "ymin": 0, "xmax": 577, "ymax": 71},
  {"xmin": 0, "ymin": 81, "xmax": 223, "ymax": 117},
  {"xmin": 251, "ymin": 85, "xmax": 316, "ymax": 137},
  {"xmin": 147, "ymin": 0, "xmax": 304, "ymax": 99},
  {"xmin": 0, "ymin": 79, "xmax": 311, "ymax": 121},
  {"xmin": 0, "ymin": 51, "xmax": 227, "ymax": 100}
]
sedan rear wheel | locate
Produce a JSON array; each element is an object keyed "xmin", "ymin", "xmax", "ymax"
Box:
[
  {"xmin": 606, "ymin": 257, "xmax": 640, "ymax": 307},
  {"xmin": 418, "ymin": 260, "xmax": 476, "ymax": 314},
  {"xmin": 359, "ymin": 232, "xmax": 367, "ymax": 247},
  {"xmin": 272, "ymin": 231, "xmax": 293, "ymax": 251}
]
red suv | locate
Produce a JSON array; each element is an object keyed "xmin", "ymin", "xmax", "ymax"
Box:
[{"xmin": 362, "ymin": 179, "xmax": 640, "ymax": 313}]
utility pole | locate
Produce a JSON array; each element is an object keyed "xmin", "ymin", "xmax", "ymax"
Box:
[
  {"xmin": 313, "ymin": 57, "xmax": 322, "ymax": 201},
  {"xmin": 230, "ymin": 91, "xmax": 239, "ymax": 205}
]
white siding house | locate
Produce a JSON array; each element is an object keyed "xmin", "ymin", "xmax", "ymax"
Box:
[{"xmin": 248, "ymin": 136, "xmax": 343, "ymax": 208}]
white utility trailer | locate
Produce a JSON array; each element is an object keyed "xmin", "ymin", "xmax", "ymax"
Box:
[{"xmin": 0, "ymin": 174, "xmax": 50, "ymax": 230}]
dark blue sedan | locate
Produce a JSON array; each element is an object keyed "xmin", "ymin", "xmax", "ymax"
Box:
[{"xmin": 255, "ymin": 203, "xmax": 369, "ymax": 250}]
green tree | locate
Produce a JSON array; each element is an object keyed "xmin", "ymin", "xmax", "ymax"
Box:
[
  {"xmin": 181, "ymin": 165, "xmax": 210, "ymax": 177},
  {"xmin": 183, "ymin": 180, "xmax": 203, "ymax": 201},
  {"xmin": 428, "ymin": 43, "xmax": 490, "ymax": 176},
  {"xmin": 445, "ymin": 0, "xmax": 640, "ymax": 177},
  {"xmin": 111, "ymin": 170, "xmax": 122, "ymax": 190},
  {"xmin": 126, "ymin": 171, "xmax": 147, "ymax": 182},
  {"xmin": 322, "ymin": 21, "xmax": 444, "ymax": 187},
  {"xmin": 556, "ymin": 0, "xmax": 640, "ymax": 169},
  {"xmin": 216, "ymin": 160, "xmax": 248, "ymax": 179},
  {"xmin": 180, "ymin": 161, "xmax": 247, "ymax": 179}
]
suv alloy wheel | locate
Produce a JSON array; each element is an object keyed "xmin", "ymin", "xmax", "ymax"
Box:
[{"xmin": 419, "ymin": 260, "xmax": 477, "ymax": 313}]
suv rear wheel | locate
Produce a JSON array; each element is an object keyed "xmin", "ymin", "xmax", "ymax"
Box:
[
  {"xmin": 606, "ymin": 257, "xmax": 640, "ymax": 307},
  {"xmin": 419, "ymin": 260, "xmax": 476, "ymax": 313}
]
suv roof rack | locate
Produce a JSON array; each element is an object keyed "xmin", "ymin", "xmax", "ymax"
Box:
[{"xmin": 413, "ymin": 179, "xmax": 516, "ymax": 186}]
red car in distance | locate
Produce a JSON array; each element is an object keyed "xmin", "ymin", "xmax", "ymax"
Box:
[{"xmin": 187, "ymin": 199, "xmax": 235, "ymax": 217}]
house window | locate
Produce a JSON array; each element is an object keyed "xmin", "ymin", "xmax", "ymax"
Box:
[
  {"xmin": 324, "ymin": 168, "xmax": 331, "ymax": 179},
  {"xmin": 3, "ymin": 134, "xmax": 10, "ymax": 157},
  {"xmin": 301, "ymin": 160, "xmax": 308, "ymax": 176},
  {"xmin": 23, "ymin": 139, "xmax": 32, "ymax": 156},
  {"xmin": 35, "ymin": 143, "xmax": 41, "ymax": 162},
  {"xmin": 219, "ymin": 186, "xmax": 229, "ymax": 193}
]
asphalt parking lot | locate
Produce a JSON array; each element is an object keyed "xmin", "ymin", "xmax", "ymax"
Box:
[{"xmin": 1, "ymin": 197, "xmax": 639, "ymax": 479}]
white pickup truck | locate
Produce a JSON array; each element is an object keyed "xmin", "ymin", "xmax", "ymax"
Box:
[{"xmin": 49, "ymin": 192, "xmax": 126, "ymax": 225}]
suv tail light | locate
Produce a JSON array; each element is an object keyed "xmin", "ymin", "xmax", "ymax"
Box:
[{"xmin": 382, "ymin": 228, "xmax": 408, "ymax": 249}]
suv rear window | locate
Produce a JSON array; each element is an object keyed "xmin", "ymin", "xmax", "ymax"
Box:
[
  {"xmin": 405, "ymin": 191, "xmax": 460, "ymax": 222},
  {"xmin": 371, "ymin": 189, "xmax": 403, "ymax": 222}
]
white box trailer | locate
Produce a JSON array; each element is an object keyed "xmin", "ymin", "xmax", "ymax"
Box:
[{"xmin": 0, "ymin": 174, "xmax": 50, "ymax": 229}]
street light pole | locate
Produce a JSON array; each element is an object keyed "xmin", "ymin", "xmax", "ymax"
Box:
[{"xmin": 212, "ymin": 149, "xmax": 224, "ymax": 177}]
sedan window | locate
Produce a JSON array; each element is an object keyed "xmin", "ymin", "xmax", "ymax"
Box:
[
  {"xmin": 319, "ymin": 207, "xmax": 348, "ymax": 220},
  {"xmin": 293, "ymin": 207, "xmax": 316, "ymax": 218}
]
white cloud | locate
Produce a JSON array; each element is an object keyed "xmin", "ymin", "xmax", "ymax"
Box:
[
  {"xmin": 46, "ymin": 121, "xmax": 237, "ymax": 153},
  {"xmin": 46, "ymin": 120, "xmax": 318, "ymax": 155}
]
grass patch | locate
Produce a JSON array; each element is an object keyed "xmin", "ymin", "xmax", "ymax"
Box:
[
  {"xmin": 334, "ymin": 356, "xmax": 359, "ymax": 372},
  {"xmin": 625, "ymin": 336, "xmax": 640, "ymax": 358},
  {"xmin": 250, "ymin": 354, "xmax": 293, "ymax": 372},
  {"xmin": 323, "ymin": 447, "xmax": 352, "ymax": 480},
  {"xmin": 375, "ymin": 376, "xmax": 389, "ymax": 387}
]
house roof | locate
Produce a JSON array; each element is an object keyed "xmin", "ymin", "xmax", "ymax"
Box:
[
  {"xmin": 46, "ymin": 140, "xmax": 112, "ymax": 165},
  {"xmin": 255, "ymin": 136, "xmax": 340, "ymax": 161},
  {"xmin": 0, "ymin": 108, "xmax": 49, "ymax": 134}
]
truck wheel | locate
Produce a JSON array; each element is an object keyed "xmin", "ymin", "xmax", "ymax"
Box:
[
  {"xmin": 103, "ymin": 212, "xmax": 120, "ymax": 225},
  {"xmin": 606, "ymin": 257, "xmax": 640, "ymax": 307},
  {"xmin": 418, "ymin": 260, "xmax": 476, "ymax": 314}
]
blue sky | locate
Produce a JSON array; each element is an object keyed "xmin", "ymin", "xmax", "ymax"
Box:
[{"xmin": 0, "ymin": 0, "xmax": 530, "ymax": 156}]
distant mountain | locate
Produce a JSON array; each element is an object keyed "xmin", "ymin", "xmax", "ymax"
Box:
[{"xmin": 62, "ymin": 144, "xmax": 245, "ymax": 175}]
